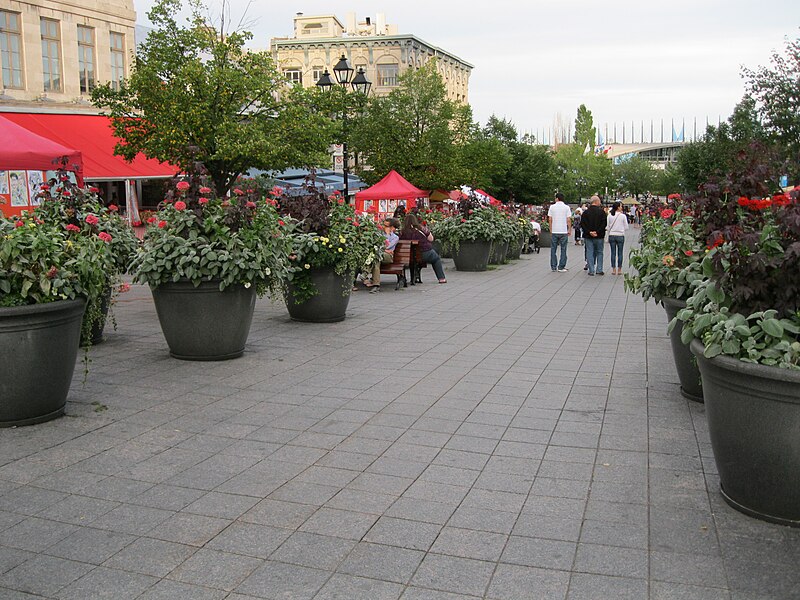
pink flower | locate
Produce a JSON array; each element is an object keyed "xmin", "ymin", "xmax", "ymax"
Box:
[
  {"xmin": 118, "ymin": 282, "xmax": 131, "ymax": 293},
  {"xmin": 199, "ymin": 186, "xmax": 212, "ymax": 194},
  {"xmin": 66, "ymin": 224, "xmax": 80, "ymax": 232},
  {"xmin": 278, "ymin": 220, "xmax": 285, "ymax": 226},
  {"xmin": 198, "ymin": 197, "xmax": 209, "ymax": 204},
  {"xmin": 14, "ymin": 220, "xmax": 24, "ymax": 228},
  {"xmin": 660, "ymin": 208, "xmax": 675, "ymax": 219},
  {"xmin": 89, "ymin": 186, "xmax": 100, "ymax": 193},
  {"xmin": 158, "ymin": 220, "xmax": 167, "ymax": 228},
  {"xmin": 174, "ymin": 201, "xmax": 187, "ymax": 211},
  {"xmin": 98, "ymin": 231, "xmax": 113, "ymax": 243},
  {"xmin": 246, "ymin": 201, "xmax": 256, "ymax": 209},
  {"xmin": 108, "ymin": 204, "xmax": 119, "ymax": 212},
  {"xmin": 176, "ymin": 181, "xmax": 190, "ymax": 192},
  {"xmin": 46, "ymin": 266, "xmax": 58, "ymax": 279},
  {"xmin": 233, "ymin": 188, "xmax": 244, "ymax": 196},
  {"xmin": 85, "ymin": 214, "xmax": 99, "ymax": 225},
  {"xmin": 684, "ymin": 250, "xmax": 694, "ymax": 256},
  {"xmin": 270, "ymin": 186, "xmax": 284, "ymax": 197}
]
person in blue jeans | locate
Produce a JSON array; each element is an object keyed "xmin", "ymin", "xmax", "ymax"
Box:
[
  {"xmin": 400, "ymin": 213, "xmax": 447, "ymax": 283},
  {"xmin": 548, "ymin": 193, "xmax": 572, "ymax": 272},
  {"xmin": 606, "ymin": 201, "xmax": 629, "ymax": 275},
  {"xmin": 580, "ymin": 195, "xmax": 606, "ymax": 275}
]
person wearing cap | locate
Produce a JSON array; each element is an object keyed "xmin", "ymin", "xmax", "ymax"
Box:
[{"xmin": 581, "ymin": 195, "xmax": 606, "ymax": 276}]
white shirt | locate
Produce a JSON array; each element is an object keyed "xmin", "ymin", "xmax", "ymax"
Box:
[
  {"xmin": 548, "ymin": 201, "xmax": 572, "ymax": 234},
  {"xmin": 607, "ymin": 211, "xmax": 629, "ymax": 236},
  {"xmin": 531, "ymin": 221, "xmax": 541, "ymax": 233}
]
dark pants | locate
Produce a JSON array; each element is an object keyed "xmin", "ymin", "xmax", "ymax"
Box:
[
  {"xmin": 422, "ymin": 248, "xmax": 446, "ymax": 280},
  {"xmin": 550, "ymin": 233, "xmax": 568, "ymax": 270},
  {"xmin": 608, "ymin": 235, "xmax": 625, "ymax": 268}
]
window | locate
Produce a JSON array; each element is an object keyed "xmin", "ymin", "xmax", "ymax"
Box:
[
  {"xmin": 110, "ymin": 32, "xmax": 125, "ymax": 90},
  {"xmin": 311, "ymin": 66, "xmax": 325, "ymax": 83},
  {"xmin": 283, "ymin": 69, "xmax": 302, "ymax": 85},
  {"xmin": 77, "ymin": 25, "xmax": 95, "ymax": 93},
  {"xmin": 377, "ymin": 63, "xmax": 398, "ymax": 87},
  {"xmin": 40, "ymin": 18, "xmax": 62, "ymax": 92},
  {"xmin": 0, "ymin": 11, "xmax": 23, "ymax": 89}
]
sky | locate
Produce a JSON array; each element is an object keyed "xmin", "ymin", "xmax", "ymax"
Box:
[{"xmin": 134, "ymin": 0, "xmax": 800, "ymax": 144}]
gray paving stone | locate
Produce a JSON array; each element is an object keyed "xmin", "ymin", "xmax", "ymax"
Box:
[
  {"xmin": 270, "ymin": 532, "xmax": 355, "ymax": 570},
  {"xmin": 103, "ymin": 537, "xmax": 196, "ymax": 577},
  {"xmin": 337, "ymin": 542, "xmax": 424, "ymax": 584},
  {"xmin": 0, "ymin": 554, "xmax": 92, "ymax": 597},
  {"xmin": 430, "ymin": 526, "xmax": 507, "ymax": 561},
  {"xmin": 147, "ymin": 512, "xmax": 231, "ymax": 547},
  {"xmin": 501, "ymin": 535, "xmax": 577, "ymax": 570},
  {"xmin": 364, "ymin": 516, "xmax": 442, "ymax": 551},
  {"xmin": 137, "ymin": 579, "xmax": 227, "ymax": 600},
  {"xmin": 411, "ymin": 554, "xmax": 495, "ymax": 596},
  {"xmin": 574, "ymin": 542, "xmax": 648, "ymax": 579},
  {"xmin": 167, "ymin": 548, "xmax": 262, "ymax": 591},
  {"xmin": 566, "ymin": 573, "xmax": 649, "ymax": 600},
  {"xmin": 314, "ymin": 573, "xmax": 404, "ymax": 600},
  {"xmin": 487, "ymin": 563, "xmax": 570, "ymax": 600},
  {"xmin": 56, "ymin": 566, "xmax": 158, "ymax": 600},
  {"xmin": 298, "ymin": 508, "xmax": 378, "ymax": 540},
  {"xmin": 46, "ymin": 527, "xmax": 135, "ymax": 564},
  {"xmin": 235, "ymin": 560, "xmax": 329, "ymax": 599}
]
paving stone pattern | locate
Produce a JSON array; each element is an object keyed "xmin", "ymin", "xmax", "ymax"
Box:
[{"xmin": 1, "ymin": 229, "xmax": 799, "ymax": 599}]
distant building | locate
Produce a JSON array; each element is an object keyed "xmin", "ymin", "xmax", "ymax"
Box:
[
  {"xmin": 0, "ymin": 0, "xmax": 135, "ymax": 110},
  {"xmin": 605, "ymin": 143, "xmax": 686, "ymax": 169},
  {"xmin": 270, "ymin": 12, "xmax": 472, "ymax": 103}
]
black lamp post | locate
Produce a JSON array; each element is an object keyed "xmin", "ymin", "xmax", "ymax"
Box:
[{"xmin": 316, "ymin": 55, "xmax": 371, "ymax": 200}]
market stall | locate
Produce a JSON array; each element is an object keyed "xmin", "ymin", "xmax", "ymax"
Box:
[{"xmin": 355, "ymin": 170, "xmax": 429, "ymax": 218}]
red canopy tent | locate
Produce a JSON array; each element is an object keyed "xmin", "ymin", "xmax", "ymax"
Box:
[{"xmin": 355, "ymin": 170, "xmax": 428, "ymax": 217}]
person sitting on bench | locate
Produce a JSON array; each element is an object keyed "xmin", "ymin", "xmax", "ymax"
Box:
[
  {"xmin": 364, "ymin": 217, "xmax": 400, "ymax": 294},
  {"xmin": 399, "ymin": 213, "xmax": 447, "ymax": 284}
]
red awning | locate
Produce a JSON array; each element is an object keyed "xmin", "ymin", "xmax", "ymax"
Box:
[
  {"xmin": 1, "ymin": 113, "xmax": 177, "ymax": 180},
  {"xmin": 355, "ymin": 170, "xmax": 428, "ymax": 201},
  {"xmin": 476, "ymin": 189, "xmax": 502, "ymax": 206},
  {"xmin": 0, "ymin": 115, "xmax": 82, "ymax": 173}
]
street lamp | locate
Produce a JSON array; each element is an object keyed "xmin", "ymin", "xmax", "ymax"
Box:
[{"xmin": 317, "ymin": 55, "xmax": 371, "ymax": 199}]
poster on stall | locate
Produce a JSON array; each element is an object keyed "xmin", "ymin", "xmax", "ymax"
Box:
[
  {"xmin": 9, "ymin": 171, "xmax": 28, "ymax": 207},
  {"xmin": 27, "ymin": 171, "xmax": 44, "ymax": 206},
  {"xmin": 379, "ymin": 199, "xmax": 387, "ymax": 213}
]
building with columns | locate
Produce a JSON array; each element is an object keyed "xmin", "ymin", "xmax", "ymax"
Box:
[
  {"xmin": 270, "ymin": 12, "xmax": 472, "ymax": 103},
  {"xmin": 0, "ymin": 0, "xmax": 135, "ymax": 109}
]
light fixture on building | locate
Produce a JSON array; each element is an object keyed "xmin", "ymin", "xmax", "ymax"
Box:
[
  {"xmin": 332, "ymin": 54, "xmax": 354, "ymax": 85},
  {"xmin": 351, "ymin": 68, "xmax": 371, "ymax": 96}
]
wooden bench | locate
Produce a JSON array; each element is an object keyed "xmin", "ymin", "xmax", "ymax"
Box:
[{"xmin": 380, "ymin": 240, "xmax": 418, "ymax": 290}]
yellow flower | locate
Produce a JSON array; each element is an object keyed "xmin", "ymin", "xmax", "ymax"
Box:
[
  {"xmin": 338, "ymin": 247, "xmax": 343, "ymax": 253},
  {"xmin": 339, "ymin": 237, "xmax": 346, "ymax": 244},
  {"xmin": 320, "ymin": 236, "xmax": 329, "ymax": 243},
  {"xmin": 304, "ymin": 263, "xmax": 310, "ymax": 269}
]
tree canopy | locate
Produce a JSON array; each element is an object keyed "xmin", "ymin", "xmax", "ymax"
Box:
[
  {"xmin": 92, "ymin": 0, "xmax": 333, "ymax": 194},
  {"xmin": 614, "ymin": 156, "xmax": 656, "ymax": 198},
  {"xmin": 573, "ymin": 104, "xmax": 597, "ymax": 152}
]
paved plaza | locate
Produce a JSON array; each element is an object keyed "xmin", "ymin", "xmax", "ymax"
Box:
[{"xmin": 1, "ymin": 229, "xmax": 798, "ymax": 600}]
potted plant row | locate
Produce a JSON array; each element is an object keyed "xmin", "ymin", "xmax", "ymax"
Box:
[{"xmin": 432, "ymin": 198, "xmax": 507, "ymax": 271}]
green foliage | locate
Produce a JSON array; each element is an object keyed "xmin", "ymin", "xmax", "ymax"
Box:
[
  {"xmin": 743, "ymin": 35, "xmax": 800, "ymax": 179},
  {"xmin": 554, "ymin": 144, "xmax": 612, "ymax": 202},
  {"xmin": 671, "ymin": 278, "xmax": 800, "ymax": 370},
  {"xmin": 431, "ymin": 201, "xmax": 515, "ymax": 252},
  {"xmin": 624, "ymin": 211, "xmax": 705, "ymax": 303},
  {"xmin": 131, "ymin": 172, "xmax": 289, "ymax": 296},
  {"xmin": 652, "ymin": 164, "xmax": 682, "ymax": 197},
  {"xmin": 614, "ymin": 156, "xmax": 656, "ymax": 198},
  {"xmin": 573, "ymin": 104, "xmax": 597, "ymax": 151},
  {"xmin": 91, "ymin": 0, "xmax": 333, "ymax": 195}
]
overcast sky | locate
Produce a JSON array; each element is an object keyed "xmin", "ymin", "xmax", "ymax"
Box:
[{"xmin": 135, "ymin": 0, "xmax": 800, "ymax": 143}]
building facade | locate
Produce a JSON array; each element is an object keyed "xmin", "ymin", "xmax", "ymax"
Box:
[
  {"xmin": 270, "ymin": 13, "xmax": 472, "ymax": 103},
  {"xmin": 0, "ymin": 0, "xmax": 135, "ymax": 108}
]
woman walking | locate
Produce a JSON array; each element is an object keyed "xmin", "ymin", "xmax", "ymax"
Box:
[{"xmin": 607, "ymin": 201, "xmax": 629, "ymax": 275}]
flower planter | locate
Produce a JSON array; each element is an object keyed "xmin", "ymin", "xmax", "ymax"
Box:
[
  {"xmin": 691, "ymin": 339, "xmax": 800, "ymax": 527},
  {"xmin": 662, "ymin": 297, "xmax": 703, "ymax": 402},
  {"xmin": 451, "ymin": 239, "xmax": 492, "ymax": 272},
  {"xmin": 286, "ymin": 267, "xmax": 351, "ymax": 323},
  {"xmin": 0, "ymin": 299, "xmax": 85, "ymax": 427},
  {"xmin": 507, "ymin": 237, "xmax": 524, "ymax": 260},
  {"xmin": 151, "ymin": 280, "xmax": 256, "ymax": 360},
  {"xmin": 432, "ymin": 240, "xmax": 451, "ymax": 259},
  {"xmin": 81, "ymin": 286, "xmax": 112, "ymax": 347},
  {"xmin": 538, "ymin": 231, "xmax": 552, "ymax": 248},
  {"xmin": 489, "ymin": 240, "xmax": 509, "ymax": 265}
]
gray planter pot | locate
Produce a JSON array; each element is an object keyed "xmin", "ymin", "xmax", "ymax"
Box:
[
  {"xmin": 489, "ymin": 240, "xmax": 509, "ymax": 265},
  {"xmin": 432, "ymin": 240, "xmax": 451, "ymax": 259},
  {"xmin": 507, "ymin": 237, "xmax": 524, "ymax": 260},
  {"xmin": 0, "ymin": 299, "xmax": 85, "ymax": 427},
  {"xmin": 662, "ymin": 297, "xmax": 703, "ymax": 402},
  {"xmin": 151, "ymin": 280, "xmax": 256, "ymax": 361},
  {"xmin": 691, "ymin": 338, "xmax": 800, "ymax": 527},
  {"xmin": 286, "ymin": 268, "xmax": 351, "ymax": 323},
  {"xmin": 538, "ymin": 231, "xmax": 552, "ymax": 247},
  {"xmin": 451, "ymin": 239, "xmax": 492, "ymax": 272},
  {"xmin": 81, "ymin": 286, "xmax": 112, "ymax": 347}
]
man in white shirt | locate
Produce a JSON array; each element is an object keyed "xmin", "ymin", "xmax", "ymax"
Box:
[{"xmin": 548, "ymin": 193, "xmax": 572, "ymax": 272}]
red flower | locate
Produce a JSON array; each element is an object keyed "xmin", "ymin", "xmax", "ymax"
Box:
[
  {"xmin": 89, "ymin": 186, "xmax": 100, "ymax": 193},
  {"xmin": 147, "ymin": 216, "xmax": 157, "ymax": 224},
  {"xmin": 176, "ymin": 181, "xmax": 190, "ymax": 192},
  {"xmin": 278, "ymin": 220, "xmax": 285, "ymax": 226},
  {"xmin": 66, "ymin": 224, "xmax": 80, "ymax": 232},
  {"xmin": 62, "ymin": 191, "xmax": 71, "ymax": 197},
  {"xmin": 98, "ymin": 231, "xmax": 113, "ymax": 243},
  {"xmin": 354, "ymin": 220, "xmax": 360, "ymax": 227},
  {"xmin": 14, "ymin": 220, "xmax": 24, "ymax": 228},
  {"xmin": 199, "ymin": 186, "xmax": 212, "ymax": 194},
  {"xmin": 158, "ymin": 220, "xmax": 167, "ymax": 228},
  {"xmin": 233, "ymin": 188, "xmax": 244, "ymax": 196},
  {"xmin": 46, "ymin": 266, "xmax": 58, "ymax": 279},
  {"xmin": 684, "ymin": 250, "xmax": 694, "ymax": 256},
  {"xmin": 660, "ymin": 208, "xmax": 675, "ymax": 219},
  {"xmin": 461, "ymin": 218, "xmax": 467, "ymax": 223},
  {"xmin": 667, "ymin": 193, "xmax": 681, "ymax": 200},
  {"xmin": 85, "ymin": 214, "xmax": 99, "ymax": 225},
  {"xmin": 198, "ymin": 197, "xmax": 209, "ymax": 204},
  {"xmin": 737, "ymin": 197, "xmax": 750, "ymax": 207},
  {"xmin": 707, "ymin": 236, "xmax": 723, "ymax": 250},
  {"xmin": 40, "ymin": 184, "xmax": 50, "ymax": 191},
  {"xmin": 174, "ymin": 201, "xmax": 187, "ymax": 211},
  {"xmin": 108, "ymin": 204, "xmax": 119, "ymax": 212},
  {"xmin": 246, "ymin": 201, "xmax": 256, "ymax": 209},
  {"xmin": 270, "ymin": 186, "xmax": 284, "ymax": 197}
]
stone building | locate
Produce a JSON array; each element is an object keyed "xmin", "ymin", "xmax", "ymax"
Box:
[
  {"xmin": 270, "ymin": 12, "xmax": 472, "ymax": 103},
  {"xmin": 0, "ymin": 0, "xmax": 135, "ymax": 109}
]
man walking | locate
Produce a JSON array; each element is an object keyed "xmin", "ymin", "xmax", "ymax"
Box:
[
  {"xmin": 548, "ymin": 193, "xmax": 572, "ymax": 272},
  {"xmin": 581, "ymin": 195, "xmax": 606, "ymax": 276}
]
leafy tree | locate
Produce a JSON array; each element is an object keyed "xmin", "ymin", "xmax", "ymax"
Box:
[
  {"xmin": 743, "ymin": 35, "xmax": 800, "ymax": 179},
  {"xmin": 554, "ymin": 144, "xmax": 612, "ymax": 203},
  {"xmin": 652, "ymin": 164, "xmax": 682, "ymax": 196},
  {"xmin": 350, "ymin": 60, "xmax": 464, "ymax": 190},
  {"xmin": 614, "ymin": 156, "xmax": 656, "ymax": 198},
  {"xmin": 484, "ymin": 115, "xmax": 518, "ymax": 146},
  {"xmin": 92, "ymin": 0, "xmax": 333, "ymax": 194},
  {"xmin": 573, "ymin": 104, "xmax": 597, "ymax": 152}
]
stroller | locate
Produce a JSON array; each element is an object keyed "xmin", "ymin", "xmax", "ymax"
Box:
[{"xmin": 527, "ymin": 231, "xmax": 541, "ymax": 254}]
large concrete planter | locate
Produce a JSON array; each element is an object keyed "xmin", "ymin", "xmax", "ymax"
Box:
[
  {"xmin": 507, "ymin": 237, "xmax": 524, "ymax": 260},
  {"xmin": 286, "ymin": 268, "xmax": 351, "ymax": 323},
  {"xmin": 432, "ymin": 240, "xmax": 451, "ymax": 259},
  {"xmin": 489, "ymin": 240, "xmax": 509, "ymax": 265},
  {"xmin": 662, "ymin": 297, "xmax": 703, "ymax": 402},
  {"xmin": 0, "ymin": 299, "xmax": 85, "ymax": 427},
  {"xmin": 538, "ymin": 231, "xmax": 552, "ymax": 248},
  {"xmin": 691, "ymin": 339, "xmax": 800, "ymax": 527},
  {"xmin": 451, "ymin": 239, "xmax": 491, "ymax": 272},
  {"xmin": 151, "ymin": 280, "xmax": 256, "ymax": 360}
]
